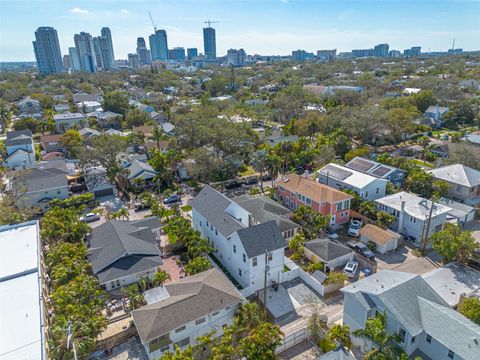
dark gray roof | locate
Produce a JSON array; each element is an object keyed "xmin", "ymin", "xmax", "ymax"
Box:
[
  {"xmin": 234, "ymin": 194, "xmax": 299, "ymax": 233},
  {"xmin": 419, "ymin": 297, "xmax": 480, "ymax": 360},
  {"xmin": 305, "ymin": 238, "xmax": 353, "ymax": 262},
  {"xmin": 130, "ymin": 217, "xmax": 162, "ymax": 229},
  {"xmin": 5, "ymin": 130, "xmax": 33, "ymax": 147},
  {"xmin": 191, "ymin": 185, "xmax": 243, "ymax": 237},
  {"xmin": 132, "ymin": 268, "xmax": 243, "ymax": 343},
  {"xmin": 96, "ymin": 255, "xmax": 164, "ymax": 284},
  {"xmin": 13, "ymin": 168, "xmax": 68, "ymax": 193},
  {"xmin": 126, "ymin": 159, "xmax": 157, "ymax": 180},
  {"xmin": 317, "ymin": 346, "xmax": 356, "ymax": 360},
  {"xmin": 236, "ymin": 220, "xmax": 287, "ymax": 258},
  {"xmin": 88, "ymin": 219, "xmax": 162, "ymax": 280}
]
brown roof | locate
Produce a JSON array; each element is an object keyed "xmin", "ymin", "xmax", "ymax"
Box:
[
  {"xmin": 132, "ymin": 268, "xmax": 243, "ymax": 343},
  {"xmin": 276, "ymin": 173, "xmax": 353, "ymax": 204},
  {"xmin": 132, "ymin": 125, "xmax": 155, "ymax": 136},
  {"xmin": 40, "ymin": 134, "xmax": 63, "ymax": 144},
  {"xmin": 359, "ymin": 224, "xmax": 399, "ymax": 245}
]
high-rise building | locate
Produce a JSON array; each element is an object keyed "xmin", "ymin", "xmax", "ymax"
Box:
[
  {"xmin": 403, "ymin": 46, "xmax": 422, "ymax": 57},
  {"xmin": 32, "ymin": 26, "xmax": 63, "ymax": 75},
  {"xmin": 101, "ymin": 27, "xmax": 115, "ymax": 61},
  {"xmin": 63, "ymin": 54, "xmax": 71, "ymax": 70},
  {"xmin": 374, "ymin": 43, "xmax": 389, "ymax": 57},
  {"xmin": 227, "ymin": 48, "xmax": 246, "ymax": 67},
  {"xmin": 352, "ymin": 48, "xmax": 375, "ymax": 57},
  {"xmin": 292, "ymin": 49, "xmax": 306, "ymax": 62},
  {"xmin": 389, "ymin": 50, "xmax": 401, "ymax": 57},
  {"xmin": 168, "ymin": 47, "xmax": 186, "ymax": 61},
  {"xmin": 74, "ymin": 32, "xmax": 97, "ymax": 73},
  {"xmin": 136, "ymin": 37, "xmax": 151, "ymax": 65},
  {"xmin": 187, "ymin": 48, "xmax": 198, "ymax": 60},
  {"xmin": 317, "ymin": 49, "xmax": 337, "ymax": 61},
  {"xmin": 149, "ymin": 30, "xmax": 168, "ymax": 61},
  {"xmin": 93, "ymin": 37, "xmax": 104, "ymax": 69},
  {"xmin": 128, "ymin": 53, "xmax": 140, "ymax": 68},
  {"xmin": 68, "ymin": 47, "xmax": 80, "ymax": 72},
  {"xmin": 99, "ymin": 36, "xmax": 114, "ymax": 70},
  {"xmin": 203, "ymin": 26, "xmax": 216, "ymax": 61}
]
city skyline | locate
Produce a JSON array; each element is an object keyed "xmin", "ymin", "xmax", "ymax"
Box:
[{"xmin": 1, "ymin": 0, "xmax": 480, "ymax": 62}]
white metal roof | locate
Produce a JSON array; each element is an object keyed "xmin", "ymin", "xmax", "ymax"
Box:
[{"xmin": 319, "ymin": 163, "xmax": 385, "ymax": 189}]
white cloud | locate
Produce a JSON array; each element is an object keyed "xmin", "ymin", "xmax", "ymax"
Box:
[
  {"xmin": 120, "ymin": 9, "xmax": 130, "ymax": 14},
  {"xmin": 69, "ymin": 7, "xmax": 91, "ymax": 14}
]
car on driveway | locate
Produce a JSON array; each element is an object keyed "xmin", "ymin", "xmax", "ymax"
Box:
[
  {"xmin": 80, "ymin": 212, "xmax": 100, "ymax": 223},
  {"xmin": 348, "ymin": 240, "xmax": 375, "ymax": 260},
  {"xmin": 224, "ymin": 180, "xmax": 242, "ymax": 189},
  {"xmin": 348, "ymin": 219, "xmax": 362, "ymax": 237},
  {"xmin": 344, "ymin": 260, "xmax": 359, "ymax": 278},
  {"xmin": 163, "ymin": 194, "xmax": 181, "ymax": 204},
  {"xmin": 245, "ymin": 176, "xmax": 258, "ymax": 185},
  {"xmin": 325, "ymin": 226, "xmax": 339, "ymax": 239}
]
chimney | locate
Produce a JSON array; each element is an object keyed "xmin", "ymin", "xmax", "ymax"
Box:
[{"xmin": 397, "ymin": 200, "xmax": 406, "ymax": 233}]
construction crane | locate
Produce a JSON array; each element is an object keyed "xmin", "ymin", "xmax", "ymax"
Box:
[
  {"xmin": 148, "ymin": 11, "xmax": 157, "ymax": 33},
  {"xmin": 451, "ymin": 38, "xmax": 456, "ymax": 51},
  {"xmin": 204, "ymin": 20, "xmax": 219, "ymax": 28}
]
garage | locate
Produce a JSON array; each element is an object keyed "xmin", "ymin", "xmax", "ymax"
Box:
[
  {"xmin": 304, "ymin": 238, "xmax": 354, "ymax": 271},
  {"xmin": 359, "ymin": 224, "xmax": 400, "ymax": 254},
  {"xmin": 93, "ymin": 187, "xmax": 114, "ymax": 198}
]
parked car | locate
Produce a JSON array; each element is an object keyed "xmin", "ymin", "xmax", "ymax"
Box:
[
  {"xmin": 134, "ymin": 200, "xmax": 151, "ymax": 211},
  {"xmin": 245, "ymin": 176, "xmax": 258, "ymax": 185},
  {"xmin": 80, "ymin": 212, "xmax": 100, "ymax": 223},
  {"xmin": 348, "ymin": 219, "xmax": 362, "ymax": 237},
  {"xmin": 163, "ymin": 194, "xmax": 181, "ymax": 204},
  {"xmin": 224, "ymin": 180, "xmax": 242, "ymax": 189},
  {"xmin": 343, "ymin": 260, "xmax": 359, "ymax": 278},
  {"xmin": 262, "ymin": 174, "xmax": 272, "ymax": 181},
  {"xmin": 325, "ymin": 226, "xmax": 339, "ymax": 239},
  {"xmin": 348, "ymin": 241, "xmax": 375, "ymax": 260}
]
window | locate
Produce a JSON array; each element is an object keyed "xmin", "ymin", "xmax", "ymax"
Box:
[
  {"xmin": 200, "ymin": 221, "xmax": 202, "ymax": 226},
  {"xmin": 212, "ymin": 311, "xmax": 220, "ymax": 316},
  {"xmin": 398, "ymin": 328, "xmax": 406, "ymax": 343},
  {"xmin": 426, "ymin": 334, "xmax": 432, "ymax": 343},
  {"xmin": 57, "ymin": 190, "xmax": 61, "ymax": 194},
  {"xmin": 411, "ymin": 336, "xmax": 415, "ymax": 344},
  {"xmin": 448, "ymin": 350, "xmax": 454, "ymax": 359},
  {"xmin": 238, "ymin": 268, "xmax": 242, "ymax": 276},
  {"xmin": 151, "ymin": 334, "xmax": 168, "ymax": 344},
  {"xmin": 243, "ymin": 254, "xmax": 246, "ymax": 263},
  {"xmin": 175, "ymin": 337, "xmax": 190, "ymax": 348},
  {"xmin": 337, "ymin": 202, "xmax": 343, "ymax": 211},
  {"xmin": 210, "ymin": 225, "xmax": 213, "ymax": 231},
  {"xmin": 195, "ymin": 317, "xmax": 206, "ymax": 325},
  {"xmin": 252, "ymin": 257, "xmax": 257, "ymax": 266},
  {"xmin": 233, "ymin": 245, "xmax": 236, "ymax": 253},
  {"xmin": 376, "ymin": 187, "xmax": 379, "ymax": 194},
  {"xmin": 206, "ymin": 221, "xmax": 209, "ymax": 226},
  {"xmin": 267, "ymin": 253, "xmax": 273, "ymax": 262},
  {"xmin": 215, "ymin": 229, "xmax": 218, "ymax": 235},
  {"xmin": 175, "ymin": 325, "xmax": 186, "ymax": 333},
  {"xmin": 279, "ymin": 186, "xmax": 285, "ymax": 192},
  {"xmin": 365, "ymin": 191, "xmax": 368, "ymax": 198}
]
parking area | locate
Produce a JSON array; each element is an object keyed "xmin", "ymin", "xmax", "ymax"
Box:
[
  {"xmin": 375, "ymin": 245, "xmax": 441, "ymax": 275},
  {"xmin": 104, "ymin": 336, "xmax": 148, "ymax": 360}
]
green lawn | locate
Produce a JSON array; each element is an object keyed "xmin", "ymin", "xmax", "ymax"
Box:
[{"xmin": 238, "ymin": 165, "xmax": 256, "ymax": 177}]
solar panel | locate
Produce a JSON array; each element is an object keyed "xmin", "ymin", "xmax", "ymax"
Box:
[
  {"xmin": 347, "ymin": 157, "xmax": 376, "ymax": 173},
  {"xmin": 371, "ymin": 165, "xmax": 392, "ymax": 177},
  {"xmin": 320, "ymin": 164, "xmax": 352, "ymax": 181}
]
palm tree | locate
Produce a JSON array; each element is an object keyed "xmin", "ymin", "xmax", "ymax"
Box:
[
  {"xmin": 116, "ymin": 207, "xmax": 129, "ymax": 220},
  {"xmin": 237, "ymin": 302, "xmax": 264, "ymax": 329},
  {"xmin": 327, "ymin": 324, "xmax": 351, "ymax": 350},
  {"xmin": 153, "ymin": 269, "xmax": 171, "ymax": 287},
  {"xmin": 150, "ymin": 126, "xmax": 165, "ymax": 151},
  {"xmin": 353, "ymin": 312, "xmax": 401, "ymax": 355}
]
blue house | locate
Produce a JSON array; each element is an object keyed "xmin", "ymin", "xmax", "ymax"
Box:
[{"xmin": 345, "ymin": 156, "xmax": 406, "ymax": 188}]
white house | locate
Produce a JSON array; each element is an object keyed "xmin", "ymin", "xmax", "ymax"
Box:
[
  {"xmin": 76, "ymin": 100, "xmax": 102, "ymax": 113},
  {"xmin": 132, "ymin": 269, "xmax": 243, "ymax": 359},
  {"xmin": 342, "ymin": 270, "xmax": 480, "ymax": 360},
  {"xmin": 191, "ymin": 186, "xmax": 288, "ymax": 292},
  {"xmin": 18, "ymin": 97, "xmax": 42, "ymax": 117},
  {"xmin": 53, "ymin": 112, "xmax": 87, "ymax": 132},
  {"xmin": 4, "ymin": 130, "xmax": 36, "ymax": 169},
  {"xmin": 318, "ymin": 163, "xmax": 388, "ymax": 201},
  {"xmin": 424, "ymin": 105, "xmax": 449, "ymax": 129},
  {"xmin": 375, "ymin": 191, "xmax": 451, "ymax": 248}
]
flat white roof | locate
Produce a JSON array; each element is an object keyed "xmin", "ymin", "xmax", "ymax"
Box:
[
  {"xmin": 0, "ymin": 221, "xmax": 45, "ymax": 360},
  {"xmin": 319, "ymin": 163, "xmax": 385, "ymax": 188}
]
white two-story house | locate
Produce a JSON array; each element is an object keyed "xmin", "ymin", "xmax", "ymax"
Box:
[
  {"xmin": 191, "ymin": 186, "xmax": 288, "ymax": 292},
  {"xmin": 4, "ymin": 130, "xmax": 36, "ymax": 169},
  {"xmin": 132, "ymin": 268, "xmax": 243, "ymax": 359},
  {"xmin": 375, "ymin": 191, "xmax": 451, "ymax": 248},
  {"xmin": 318, "ymin": 163, "xmax": 388, "ymax": 201},
  {"xmin": 342, "ymin": 270, "xmax": 480, "ymax": 360}
]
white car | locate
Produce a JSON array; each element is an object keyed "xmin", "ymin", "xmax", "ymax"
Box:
[
  {"xmin": 348, "ymin": 219, "xmax": 362, "ymax": 237},
  {"xmin": 80, "ymin": 212, "xmax": 100, "ymax": 223},
  {"xmin": 343, "ymin": 260, "xmax": 359, "ymax": 278}
]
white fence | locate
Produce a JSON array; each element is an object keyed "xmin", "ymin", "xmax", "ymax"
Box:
[
  {"xmin": 299, "ymin": 268, "xmax": 325, "ymax": 297},
  {"xmin": 276, "ymin": 327, "xmax": 308, "ymax": 354}
]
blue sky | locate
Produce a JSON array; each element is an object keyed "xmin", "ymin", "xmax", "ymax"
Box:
[{"xmin": 0, "ymin": 0, "xmax": 479, "ymax": 61}]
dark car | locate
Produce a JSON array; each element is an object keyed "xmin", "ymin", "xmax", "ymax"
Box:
[
  {"xmin": 245, "ymin": 176, "xmax": 258, "ymax": 185},
  {"xmin": 163, "ymin": 194, "xmax": 181, "ymax": 204},
  {"xmin": 135, "ymin": 200, "xmax": 151, "ymax": 211},
  {"xmin": 347, "ymin": 240, "xmax": 375, "ymax": 260},
  {"xmin": 224, "ymin": 180, "xmax": 242, "ymax": 189},
  {"xmin": 262, "ymin": 174, "xmax": 272, "ymax": 181}
]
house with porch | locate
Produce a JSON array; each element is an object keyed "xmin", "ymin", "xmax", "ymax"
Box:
[
  {"xmin": 318, "ymin": 163, "xmax": 388, "ymax": 201},
  {"xmin": 87, "ymin": 217, "xmax": 163, "ymax": 292},
  {"xmin": 342, "ymin": 270, "xmax": 480, "ymax": 360},
  {"xmin": 191, "ymin": 186, "xmax": 287, "ymax": 292},
  {"xmin": 132, "ymin": 268, "xmax": 243, "ymax": 359},
  {"xmin": 4, "ymin": 130, "xmax": 36, "ymax": 169},
  {"xmin": 275, "ymin": 173, "xmax": 353, "ymax": 226}
]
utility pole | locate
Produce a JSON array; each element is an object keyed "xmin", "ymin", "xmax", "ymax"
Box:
[
  {"xmin": 421, "ymin": 199, "xmax": 435, "ymax": 255},
  {"xmin": 263, "ymin": 250, "xmax": 270, "ymax": 320}
]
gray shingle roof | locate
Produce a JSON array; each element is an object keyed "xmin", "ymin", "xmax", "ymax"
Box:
[
  {"xmin": 88, "ymin": 219, "xmax": 162, "ymax": 280},
  {"xmin": 126, "ymin": 159, "xmax": 157, "ymax": 180},
  {"xmin": 236, "ymin": 220, "xmax": 287, "ymax": 258},
  {"xmin": 429, "ymin": 164, "xmax": 480, "ymax": 188},
  {"xmin": 5, "ymin": 130, "xmax": 33, "ymax": 147},
  {"xmin": 419, "ymin": 297, "xmax": 480, "ymax": 360},
  {"xmin": 305, "ymin": 238, "xmax": 353, "ymax": 262},
  {"xmin": 96, "ymin": 255, "xmax": 164, "ymax": 284},
  {"xmin": 234, "ymin": 194, "xmax": 300, "ymax": 233},
  {"xmin": 191, "ymin": 185, "xmax": 244, "ymax": 237},
  {"xmin": 317, "ymin": 346, "xmax": 356, "ymax": 360},
  {"xmin": 132, "ymin": 268, "xmax": 243, "ymax": 343},
  {"xmin": 13, "ymin": 168, "xmax": 68, "ymax": 193}
]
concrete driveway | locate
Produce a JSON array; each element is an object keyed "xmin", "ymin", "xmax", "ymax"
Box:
[{"xmin": 375, "ymin": 244, "xmax": 440, "ymax": 275}]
